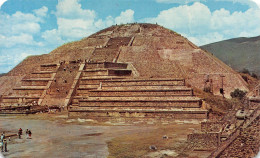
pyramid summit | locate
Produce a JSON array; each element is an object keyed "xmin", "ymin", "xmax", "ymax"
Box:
[{"xmin": 0, "ymin": 23, "xmax": 248, "ymax": 118}]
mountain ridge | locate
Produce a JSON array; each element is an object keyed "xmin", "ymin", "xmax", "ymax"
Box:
[{"xmin": 201, "ymin": 35, "xmax": 260, "ymax": 76}]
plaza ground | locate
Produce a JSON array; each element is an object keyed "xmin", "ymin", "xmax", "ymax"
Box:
[{"xmin": 0, "ymin": 113, "xmax": 210, "ymax": 158}]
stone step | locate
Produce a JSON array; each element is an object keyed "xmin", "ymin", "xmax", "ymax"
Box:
[
  {"xmin": 101, "ymin": 78, "xmax": 185, "ymax": 86},
  {"xmin": 22, "ymin": 80, "xmax": 49, "ymax": 86},
  {"xmin": 82, "ymin": 69, "xmax": 132, "ymax": 76},
  {"xmin": 106, "ymin": 37, "xmax": 131, "ymax": 49},
  {"xmin": 40, "ymin": 64, "xmax": 58, "ymax": 71},
  {"xmin": 87, "ymin": 89, "xmax": 193, "ymax": 97},
  {"xmin": 71, "ymin": 94, "xmax": 195, "ymax": 104},
  {"xmin": 80, "ymin": 76, "xmax": 127, "ymax": 84},
  {"xmin": 85, "ymin": 62, "xmax": 128, "ymax": 69},
  {"xmin": 1, "ymin": 99, "xmax": 40, "ymax": 106},
  {"xmin": 13, "ymin": 86, "xmax": 46, "ymax": 90},
  {"xmin": 71, "ymin": 106, "xmax": 206, "ymax": 111},
  {"xmin": 13, "ymin": 90, "xmax": 44, "ymax": 96},
  {"xmin": 22, "ymin": 78, "xmax": 52, "ymax": 81},
  {"xmin": 32, "ymin": 71, "xmax": 55, "ymax": 74},
  {"xmin": 98, "ymin": 85, "xmax": 190, "ymax": 91},
  {"xmin": 69, "ymin": 107, "xmax": 208, "ymax": 119},
  {"xmin": 29, "ymin": 72, "xmax": 53, "ymax": 78},
  {"xmin": 77, "ymin": 84, "xmax": 186, "ymax": 90},
  {"xmin": 1, "ymin": 96, "xmax": 40, "ymax": 104},
  {"xmin": 40, "ymin": 63, "xmax": 58, "ymax": 67},
  {"xmin": 78, "ymin": 96, "xmax": 201, "ymax": 108},
  {"xmin": 78, "ymin": 84, "xmax": 99, "ymax": 89},
  {"xmin": 13, "ymin": 86, "xmax": 45, "ymax": 96},
  {"xmin": 90, "ymin": 48, "xmax": 118, "ymax": 62}
]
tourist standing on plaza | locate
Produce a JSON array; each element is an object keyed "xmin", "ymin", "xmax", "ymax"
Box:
[
  {"xmin": 3, "ymin": 139, "xmax": 7, "ymax": 152},
  {"xmin": 18, "ymin": 128, "xmax": 23, "ymax": 139},
  {"xmin": 28, "ymin": 130, "xmax": 32, "ymax": 139},
  {"xmin": 0, "ymin": 140, "xmax": 3, "ymax": 152},
  {"xmin": 0, "ymin": 133, "xmax": 4, "ymax": 142},
  {"xmin": 26, "ymin": 129, "xmax": 29, "ymax": 139}
]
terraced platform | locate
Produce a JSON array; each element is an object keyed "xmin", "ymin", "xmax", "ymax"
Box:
[
  {"xmin": 0, "ymin": 64, "xmax": 59, "ymax": 106},
  {"xmin": 1, "ymin": 96, "xmax": 40, "ymax": 105},
  {"xmin": 69, "ymin": 63, "xmax": 208, "ymax": 120},
  {"xmin": 69, "ymin": 107, "xmax": 207, "ymax": 119}
]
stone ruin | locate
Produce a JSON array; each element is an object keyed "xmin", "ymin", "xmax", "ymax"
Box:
[
  {"xmin": 187, "ymin": 97, "xmax": 259, "ymax": 157},
  {"xmin": 0, "ymin": 23, "xmax": 250, "ymax": 121}
]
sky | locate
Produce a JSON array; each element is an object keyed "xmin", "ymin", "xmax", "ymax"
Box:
[{"xmin": 0, "ymin": 0, "xmax": 260, "ymax": 73}]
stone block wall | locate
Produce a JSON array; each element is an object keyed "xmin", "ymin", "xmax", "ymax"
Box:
[
  {"xmin": 187, "ymin": 132, "xmax": 220, "ymax": 150},
  {"xmin": 78, "ymin": 100, "xmax": 201, "ymax": 108},
  {"xmin": 218, "ymin": 116, "xmax": 259, "ymax": 158},
  {"xmin": 68, "ymin": 110, "xmax": 208, "ymax": 120},
  {"xmin": 201, "ymin": 121, "xmax": 225, "ymax": 132},
  {"xmin": 249, "ymin": 99, "xmax": 260, "ymax": 109}
]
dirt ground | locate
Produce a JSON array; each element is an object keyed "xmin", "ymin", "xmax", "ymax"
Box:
[{"xmin": 0, "ymin": 114, "xmax": 210, "ymax": 158}]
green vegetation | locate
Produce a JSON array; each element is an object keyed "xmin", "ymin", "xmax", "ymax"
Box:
[
  {"xmin": 251, "ymin": 73, "xmax": 258, "ymax": 79},
  {"xmin": 241, "ymin": 68, "xmax": 251, "ymax": 75},
  {"xmin": 194, "ymin": 88, "xmax": 243, "ymax": 115},
  {"xmin": 230, "ymin": 89, "xmax": 247, "ymax": 100},
  {"xmin": 241, "ymin": 68, "xmax": 258, "ymax": 79}
]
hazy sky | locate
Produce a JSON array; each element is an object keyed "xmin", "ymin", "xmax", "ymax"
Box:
[{"xmin": 0, "ymin": 0, "xmax": 260, "ymax": 73}]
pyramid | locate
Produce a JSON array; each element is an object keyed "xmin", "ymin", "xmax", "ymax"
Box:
[{"xmin": 0, "ymin": 23, "xmax": 248, "ymax": 120}]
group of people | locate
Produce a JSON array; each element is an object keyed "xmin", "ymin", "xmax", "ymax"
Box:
[
  {"xmin": 18, "ymin": 128, "xmax": 32, "ymax": 139},
  {"xmin": 0, "ymin": 128, "xmax": 33, "ymax": 153},
  {"xmin": 0, "ymin": 132, "xmax": 8, "ymax": 152}
]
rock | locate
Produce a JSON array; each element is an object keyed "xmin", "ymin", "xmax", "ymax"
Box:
[
  {"xmin": 149, "ymin": 145, "xmax": 157, "ymax": 150},
  {"xmin": 162, "ymin": 135, "xmax": 168, "ymax": 139}
]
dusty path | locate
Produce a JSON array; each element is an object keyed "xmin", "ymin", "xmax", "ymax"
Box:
[{"xmin": 0, "ymin": 116, "xmax": 152, "ymax": 158}]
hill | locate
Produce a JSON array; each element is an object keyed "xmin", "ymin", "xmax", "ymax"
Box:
[{"xmin": 201, "ymin": 36, "xmax": 260, "ymax": 76}]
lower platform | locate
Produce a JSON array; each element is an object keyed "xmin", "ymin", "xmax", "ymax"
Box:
[{"xmin": 68, "ymin": 108, "xmax": 208, "ymax": 120}]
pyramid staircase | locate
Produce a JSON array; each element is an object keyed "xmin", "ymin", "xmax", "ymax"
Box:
[
  {"xmin": 69, "ymin": 63, "xmax": 208, "ymax": 120},
  {"xmin": 0, "ymin": 64, "xmax": 59, "ymax": 106},
  {"xmin": 70, "ymin": 62, "xmax": 132, "ymax": 106},
  {"xmin": 39, "ymin": 62, "xmax": 80, "ymax": 107},
  {"xmin": 90, "ymin": 37, "xmax": 132, "ymax": 62}
]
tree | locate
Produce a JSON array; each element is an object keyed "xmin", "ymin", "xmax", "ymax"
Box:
[{"xmin": 230, "ymin": 89, "xmax": 247, "ymax": 100}]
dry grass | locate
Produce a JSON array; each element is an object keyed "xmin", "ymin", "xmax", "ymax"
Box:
[
  {"xmin": 193, "ymin": 88, "xmax": 243, "ymax": 115},
  {"xmin": 239, "ymin": 73, "xmax": 259, "ymax": 90},
  {"xmin": 107, "ymin": 124, "xmax": 199, "ymax": 158}
]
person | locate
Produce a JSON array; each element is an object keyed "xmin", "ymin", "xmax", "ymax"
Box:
[
  {"xmin": 28, "ymin": 130, "xmax": 32, "ymax": 139},
  {"xmin": 0, "ymin": 141, "xmax": 3, "ymax": 152},
  {"xmin": 0, "ymin": 133, "xmax": 4, "ymax": 142},
  {"xmin": 26, "ymin": 129, "xmax": 29, "ymax": 139},
  {"xmin": 3, "ymin": 139, "xmax": 7, "ymax": 152},
  {"xmin": 18, "ymin": 128, "xmax": 23, "ymax": 139}
]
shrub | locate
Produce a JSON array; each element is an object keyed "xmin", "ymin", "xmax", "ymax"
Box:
[
  {"xmin": 241, "ymin": 68, "xmax": 251, "ymax": 75},
  {"xmin": 203, "ymin": 87, "xmax": 211, "ymax": 93},
  {"xmin": 230, "ymin": 89, "xmax": 247, "ymax": 100},
  {"xmin": 251, "ymin": 73, "xmax": 258, "ymax": 79}
]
